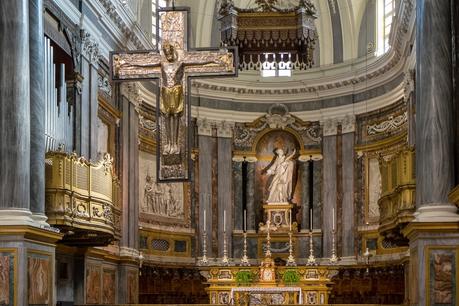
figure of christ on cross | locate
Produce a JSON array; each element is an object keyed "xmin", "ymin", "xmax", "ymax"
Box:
[{"xmin": 110, "ymin": 9, "xmax": 236, "ymax": 181}]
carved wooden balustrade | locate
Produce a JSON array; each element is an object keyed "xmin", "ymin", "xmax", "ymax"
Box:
[
  {"xmin": 378, "ymin": 148, "xmax": 415, "ymax": 244},
  {"xmin": 45, "ymin": 151, "xmax": 121, "ymax": 245}
]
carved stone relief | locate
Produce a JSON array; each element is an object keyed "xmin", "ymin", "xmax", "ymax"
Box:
[{"xmin": 368, "ymin": 158, "xmax": 382, "ymax": 220}]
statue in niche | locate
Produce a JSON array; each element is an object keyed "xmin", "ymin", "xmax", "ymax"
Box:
[{"xmin": 264, "ymin": 148, "xmax": 296, "ymax": 203}]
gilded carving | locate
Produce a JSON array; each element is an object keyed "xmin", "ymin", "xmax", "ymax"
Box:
[{"xmin": 28, "ymin": 257, "xmax": 49, "ymax": 305}]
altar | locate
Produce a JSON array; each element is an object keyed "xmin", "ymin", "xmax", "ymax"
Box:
[{"xmin": 200, "ymin": 265, "xmax": 336, "ymax": 305}]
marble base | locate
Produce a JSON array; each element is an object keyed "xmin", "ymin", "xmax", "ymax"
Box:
[
  {"xmin": 414, "ymin": 204, "xmax": 459, "ymax": 222},
  {"xmin": 0, "ymin": 209, "xmax": 35, "ymax": 226},
  {"xmin": 31, "ymin": 213, "xmax": 49, "ymax": 227}
]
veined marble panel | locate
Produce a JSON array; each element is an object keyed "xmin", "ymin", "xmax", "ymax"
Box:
[
  {"xmin": 86, "ymin": 264, "xmax": 101, "ymax": 304},
  {"xmin": 102, "ymin": 269, "xmax": 116, "ymax": 304},
  {"xmin": 28, "ymin": 256, "xmax": 50, "ymax": 305},
  {"xmin": 0, "ymin": 253, "xmax": 13, "ymax": 306}
]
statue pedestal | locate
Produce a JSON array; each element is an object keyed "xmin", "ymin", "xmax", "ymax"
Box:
[{"xmin": 262, "ymin": 203, "xmax": 294, "ymax": 232}]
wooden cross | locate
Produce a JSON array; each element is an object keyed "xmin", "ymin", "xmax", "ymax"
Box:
[{"xmin": 110, "ymin": 8, "xmax": 236, "ymax": 182}]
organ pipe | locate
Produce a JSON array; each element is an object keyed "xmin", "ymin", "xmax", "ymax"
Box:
[{"xmin": 44, "ymin": 37, "xmax": 73, "ymax": 153}]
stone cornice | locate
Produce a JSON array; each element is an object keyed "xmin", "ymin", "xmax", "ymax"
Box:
[{"xmin": 190, "ymin": 0, "xmax": 415, "ymax": 104}]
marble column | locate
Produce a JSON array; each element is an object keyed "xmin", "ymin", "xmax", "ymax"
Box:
[
  {"xmin": 404, "ymin": 69, "xmax": 416, "ymax": 147},
  {"xmin": 79, "ymin": 31, "xmax": 100, "ymax": 160},
  {"xmin": 197, "ymin": 118, "xmax": 214, "ymax": 257},
  {"xmin": 29, "ymin": 0, "xmax": 47, "ymax": 225},
  {"xmin": 0, "ymin": 0, "xmax": 35, "ymax": 224},
  {"xmin": 341, "ymin": 115, "xmax": 355, "ymax": 257},
  {"xmin": 216, "ymin": 121, "xmax": 234, "ymax": 257},
  {"xmin": 298, "ymin": 156, "xmax": 311, "ymax": 232},
  {"xmin": 120, "ymin": 86, "xmax": 140, "ymax": 250},
  {"xmin": 246, "ymin": 157, "xmax": 257, "ymax": 232},
  {"xmin": 232, "ymin": 156, "xmax": 244, "ymax": 231},
  {"xmin": 322, "ymin": 119, "xmax": 338, "ymax": 258},
  {"xmin": 415, "ymin": 0, "xmax": 458, "ymax": 221}
]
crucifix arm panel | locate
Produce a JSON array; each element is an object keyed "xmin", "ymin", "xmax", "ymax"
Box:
[
  {"xmin": 111, "ymin": 51, "xmax": 162, "ymax": 81},
  {"xmin": 183, "ymin": 51, "xmax": 235, "ymax": 75}
]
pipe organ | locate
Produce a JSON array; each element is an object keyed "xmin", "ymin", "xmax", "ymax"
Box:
[{"xmin": 44, "ymin": 36, "xmax": 73, "ymax": 153}]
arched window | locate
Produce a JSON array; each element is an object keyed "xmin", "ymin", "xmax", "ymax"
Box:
[
  {"xmin": 376, "ymin": 0, "xmax": 395, "ymax": 56},
  {"xmin": 152, "ymin": 0, "xmax": 167, "ymax": 45}
]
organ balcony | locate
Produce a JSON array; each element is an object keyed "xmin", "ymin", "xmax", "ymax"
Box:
[
  {"xmin": 45, "ymin": 151, "xmax": 121, "ymax": 246},
  {"xmin": 378, "ymin": 148, "xmax": 416, "ymax": 244}
]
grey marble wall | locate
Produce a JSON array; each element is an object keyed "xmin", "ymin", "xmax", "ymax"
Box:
[
  {"xmin": 217, "ymin": 137, "xmax": 232, "ymax": 256},
  {"xmin": 341, "ymin": 132, "xmax": 355, "ymax": 257},
  {"xmin": 199, "ymin": 135, "xmax": 214, "ymax": 257},
  {"xmin": 415, "ymin": 0, "xmax": 455, "ymax": 208},
  {"xmin": 29, "ymin": 0, "xmax": 45, "ymax": 216},
  {"xmin": 313, "ymin": 160, "xmax": 323, "ymax": 233},
  {"xmin": 0, "ymin": 0, "xmax": 31, "ymax": 210},
  {"xmin": 322, "ymin": 135, "xmax": 337, "ymax": 257}
]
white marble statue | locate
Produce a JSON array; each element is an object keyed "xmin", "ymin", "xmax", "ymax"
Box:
[{"xmin": 265, "ymin": 148, "xmax": 296, "ymax": 203}]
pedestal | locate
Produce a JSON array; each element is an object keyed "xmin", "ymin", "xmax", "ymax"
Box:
[
  {"xmin": 262, "ymin": 203, "xmax": 294, "ymax": 232},
  {"xmin": 403, "ymin": 222, "xmax": 459, "ymax": 306}
]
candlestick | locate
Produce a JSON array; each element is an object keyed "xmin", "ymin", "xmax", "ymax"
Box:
[
  {"xmin": 286, "ymin": 231, "xmax": 296, "ymax": 266},
  {"xmin": 203, "ymin": 208, "xmax": 206, "ymax": 229},
  {"xmin": 332, "ymin": 208, "xmax": 335, "ymax": 231},
  {"xmin": 200, "ymin": 229, "xmax": 208, "ymax": 264},
  {"xmin": 244, "ymin": 209, "xmax": 247, "ymax": 232},
  {"xmin": 265, "ymin": 220, "xmax": 272, "ymax": 258},
  {"xmin": 329, "ymin": 228, "xmax": 338, "ymax": 264},
  {"xmin": 306, "ymin": 229, "xmax": 317, "ymax": 266},
  {"xmin": 222, "ymin": 229, "xmax": 229, "ymax": 265},
  {"xmin": 240, "ymin": 231, "xmax": 250, "ymax": 266}
]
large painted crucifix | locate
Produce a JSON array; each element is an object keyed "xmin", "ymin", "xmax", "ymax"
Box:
[{"xmin": 110, "ymin": 8, "xmax": 236, "ymax": 181}]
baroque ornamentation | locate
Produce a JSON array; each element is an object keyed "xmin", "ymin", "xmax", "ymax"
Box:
[
  {"xmin": 367, "ymin": 112, "xmax": 408, "ymax": 135},
  {"xmin": 81, "ymin": 30, "xmax": 100, "ymax": 64},
  {"xmin": 98, "ymin": 74, "xmax": 112, "ymax": 97}
]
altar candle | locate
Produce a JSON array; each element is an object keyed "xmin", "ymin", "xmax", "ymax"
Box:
[
  {"xmin": 310, "ymin": 208, "xmax": 313, "ymax": 230},
  {"xmin": 244, "ymin": 209, "xmax": 247, "ymax": 232},
  {"xmin": 332, "ymin": 208, "xmax": 335, "ymax": 231},
  {"xmin": 224, "ymin": 210, "xmax": 226, "ymax": 232},
  {"xmin": 203, "ymin": 209, "xmax": 206, "ymax": 229},
  {"xmin": 289, "ymin": 210, "xmax": 292, "ymax": 231}
]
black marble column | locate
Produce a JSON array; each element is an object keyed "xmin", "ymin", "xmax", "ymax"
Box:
[
  {"xmin": 246, "ymin": 159, "xmax": 256, "ymax": 231},
  {"xmin": 415, "ymin": 0, "xmax": 458, "ymax": 220},
  {"xmin": 29, "ymin": 0, "xmax": 46, "ymax": 222},
  {"xmin": 299, "ymin": 159, "xmax": 310, "ymax": 231},
  {"xmin": 0, "ymin": 0, "xmax": 31, "ymax": 212}
]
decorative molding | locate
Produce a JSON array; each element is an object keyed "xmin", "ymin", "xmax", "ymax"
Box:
[
  {"xmin": 322, "ymin": 118, "xmax": 338, "ymax": 136},
  {"xmin": 367, "ymin": 112, "xmax": 408, "ymax": 136},
  {"xmin": 216, "ymin": 121, "xmax": 234, "ymax": 138},
  {"xmin": 81, "ymin": 30, "xmax": 101, "ymax": 64},
  {"xmin": 189, "ymin": 0, "xmax": 414, "ymax": 104},
  {"xmin": 298, "ymin": 154, "xmax": 323, "ymax": 162},
  {"xmin": 341, "ymin": 115, "xmax": 356, "ymax": 134},
  {"xmin": 121, "ymin": 83, "xmax": 142, "ymax": 109},
  {"xmin": 98, "ymin": 74, "xmax": 112, "ymax": 97},
  {"xmin": 264, "ymin": 104, "xmax": 295, "ymax": 129},
  {"xmin": 232, "ymin": 155, "xmax": 245, "ymax": 162},
  {"xmin": 197, "ymin": 118, "xmax": 213, "ymax": 136},
  {"xmin": 403, "ymin": 69, "xmax": 415, "ymax": 101}
]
